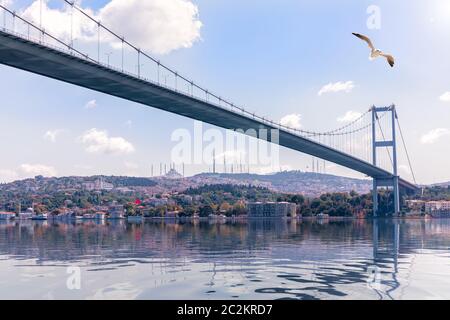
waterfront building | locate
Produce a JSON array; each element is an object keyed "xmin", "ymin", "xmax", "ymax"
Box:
[
  {"xmin": 406, "ymin": 200, "xmax": 425, "ymax": 212},
  {"xmin": 95, "ymin": 212, "xmax": 107, "ymax": 221},
  {"xmin": 49, "ymin": 210, "xmax": 75, "ymax": 220},
  {"xmin": 425, "ymin": 201, "xmax": 450, "ymax": 216},
  {"xmin": 247, "ymin": 202, "xmax": 297, "ymax": 218},
  {"xmin": 18, "ymin": 207, "xmax": 34, "ymax": 220},
  {"xmin": 0, "ymin": 212, "xmax": 15, "ymax": 220},
  {"xmin": 165, "ymin": 211, "xmax": 180, "ymax": 219},
  {"xmin": 109, "ymin": 204, "xmax": 125, "ymax": 219}
]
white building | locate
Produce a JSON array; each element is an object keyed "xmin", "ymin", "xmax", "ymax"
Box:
[
  {"xmin": 148, "ymin": 198, "xmax": 168, "ymax": 207},
  {"xmin": 425, "ymin": 201, "xmax": 450, "ymax": 213},
  {"xmin": 18, "ymin": 207, "xmax": 34, "ymax": 220},
  {"xmin": 165, "ymin": 169, "xmax": 183, "ymax": 179},
  {"xmin": 109, "ymin": 204, "xmax": 125, "ymax": 219},
  {"xmin": 405, "ymin": 200, "xmax": 425, "ymax": 211},
  {"xmin": 0, "ymin": 212, "xmax": 15, "ymax": 220},
  {"xmin": 83, "ymin": 178, "xmax": 114, "ymax": 191}
]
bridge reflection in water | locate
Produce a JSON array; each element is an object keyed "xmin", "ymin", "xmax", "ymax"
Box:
[{"xmin": 0, "ymin": 218, "xmax": 449, "ymax": 299}]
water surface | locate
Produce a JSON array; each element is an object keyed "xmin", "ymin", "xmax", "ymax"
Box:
[{"xmin": 0, "ymin": 218, "xmax": 449, "ymax": 300}]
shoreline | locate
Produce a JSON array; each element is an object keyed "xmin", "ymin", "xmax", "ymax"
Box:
[{"xmin": 2, "ymin": 214, "xmax": 442, "ymax": 224}]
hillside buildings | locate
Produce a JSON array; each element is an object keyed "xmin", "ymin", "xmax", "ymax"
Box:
[{"xmin": 83, "ymin": 178, "xmax": 114, "ymax": 191}]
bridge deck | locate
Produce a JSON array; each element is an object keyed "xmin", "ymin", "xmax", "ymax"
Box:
[{"xmin": 0, "ymin": 31, "xmax": 418, "ymax": 192}]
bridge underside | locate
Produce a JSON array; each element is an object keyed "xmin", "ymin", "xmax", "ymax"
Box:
[{"xmin": 0, "ymin": 31, "xmax": 418, "ymax": 193}]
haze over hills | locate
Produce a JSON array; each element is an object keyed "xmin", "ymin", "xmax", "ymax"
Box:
[
  {"xmin": 0, "ymin": 170, "xmax": 372, "ymax": 196},
  {"xmin": 191, "ymin": 171, "xmax": 371, "ymax": 195},
  {"xmin": 430, "ymin": 181, "xmax": 450, "ymax": 188}
]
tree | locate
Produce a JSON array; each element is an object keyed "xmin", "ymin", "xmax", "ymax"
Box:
[
  {"xmin": 290, "ymin": 194, "xmax": 305, "ymax": 205},
  {"xmin": 180, "ymin": 205, "xmax": 196, "ymax": 217},
  {"xmin": 124, "ymin": 203, "xmax": 135, "ymax": 216},
  {"xmin": 219, "ymin": 202, "xmax": 231, "ymax": 212},
  {"xmin": 231, "ymin": 203, "xmax": 247, "ymax": 216},
  {"xmin": 199, "ymin": 205, "xmax": 214, "ymax": 217}
]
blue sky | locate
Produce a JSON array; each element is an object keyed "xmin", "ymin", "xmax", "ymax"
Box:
[{"xmin": 1, "ymin": 0, "xmax": 450, "ymax": 184}]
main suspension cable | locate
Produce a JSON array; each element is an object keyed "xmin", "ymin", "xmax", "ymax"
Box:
[{"xmin": 396, "ymin": 116, "xmax": 417, "ymax": 184}]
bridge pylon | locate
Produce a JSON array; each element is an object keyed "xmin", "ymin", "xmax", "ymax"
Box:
[{"xmin": 371, "ymin": 105, "xmax": 400, "ymax": 217}]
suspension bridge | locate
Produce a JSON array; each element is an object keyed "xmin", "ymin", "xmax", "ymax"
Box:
[{"xmin": 0, "ymin": 2, "xmax": 419, "ymax": 215}]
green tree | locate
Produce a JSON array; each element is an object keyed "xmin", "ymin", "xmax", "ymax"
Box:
[{"xmin": 199, "ymin": 205, "xmax": 214, "ymax": 217}]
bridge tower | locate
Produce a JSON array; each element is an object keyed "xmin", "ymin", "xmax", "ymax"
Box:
[{"xmin": 372, "ymin": 105, "xmax": 400, "ymax": 217}]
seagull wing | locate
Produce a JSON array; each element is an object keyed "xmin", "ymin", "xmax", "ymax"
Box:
[
  {"xmin": 352, "ymin": 33, "xmax": 375, "ymax": 51},
  {"xmin": 380, "ymin": 53, "xmax": 395, "ymax": 67}
]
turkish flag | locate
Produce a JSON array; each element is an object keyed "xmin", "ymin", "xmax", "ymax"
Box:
[{"xmin": 135, "ymin": 199, "xmax": 142, "ymax": 205}]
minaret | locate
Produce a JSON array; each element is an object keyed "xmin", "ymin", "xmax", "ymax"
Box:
[
  {"xmin": 224, "ymin": 156, "xmax": 227, "ymax": 174},
  {"xmin": 213, "ymin": 150, "xmax": 216, "ymax": 174},
  {"xmin": 240, "ymin": 154, "xmax": 243, "ymax": 173}
]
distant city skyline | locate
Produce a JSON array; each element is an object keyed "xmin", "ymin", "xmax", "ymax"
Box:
[{"xmin": 1, "ymin": 0, "xmax": 450, "ymax": 184}]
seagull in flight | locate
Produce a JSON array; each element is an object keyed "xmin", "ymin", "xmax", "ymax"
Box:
[{"xmin": 352, "ymin": 33, "xmax": 395, "ymax": 68}]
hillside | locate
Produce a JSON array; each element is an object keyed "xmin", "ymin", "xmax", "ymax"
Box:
[
  {"xmin": 0, "ymin": 171, "xmax": 372, "ymax": 196},
  {"xmin": 190, "ymin": 171, "xmax": 371, "ymax": 196}
]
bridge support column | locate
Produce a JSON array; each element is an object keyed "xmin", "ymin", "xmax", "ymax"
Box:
[
  {"xmin": 371, "ymin": 105, "xmax": 400, "ymax": 217},
  {"xmin": 393, "ymin": 176, "xmax": 400, "ymax": 215},
  {"xmin": 372, "ymin": 179, "xmax": 378, "ymax": 217}
]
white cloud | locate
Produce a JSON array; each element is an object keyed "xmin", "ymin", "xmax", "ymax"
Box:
[
  {"xmin": 84, "ymin": 99, "xmax": 97, "ymax": 109},
  {"xmin": 421, "ymin": 128, "xmax": 450, "ymax": 144},
  {"xmin": 80, "ymin": 128, "xmax": 135, "ymax": 155},
  {"xmin": 337, "ymin": 111, "xmax": 362, "ymax": 122},
  {"xmin": 21, "ymin": 0, "xmax": 202, "ymax": 55},
  {"xmin": 43, "ymin": 129, "xmax": 64, "ymax": 142},
  {"xmin": 439, "ymin": 92, "xmax": 450, "ymax": 102},
  {"xmin": 280, "ymin": 114, "xmax": 302, "ymax": 129},
  {"xmin": 0, "ymin": 164, "xmax": 58, "ymax": 182},
  {"xmin": 21, "ymin": 1, "xmax": 94, "ymax": 43},
  {"xmin": 0, "ymin": 0, "xmax": 12, "ymax": 7},
  {"xmin": 318, "ymin": 81, "xmax": 355, "ymax": 96},
  {"xmin": 19, "ymin": 164, "xmax": 57, "ymax": 177}
]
